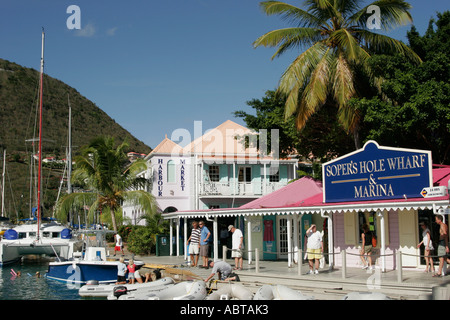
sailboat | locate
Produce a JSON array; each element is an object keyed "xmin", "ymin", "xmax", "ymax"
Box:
[{"xmin": 0, "ymin": 30, "xmax": 81, "ymax": 266}]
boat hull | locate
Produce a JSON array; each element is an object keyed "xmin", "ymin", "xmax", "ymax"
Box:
[
  {"xmin": 46, "ymin": 260, "xmax": 145, "ymax": 285},
  {"xmin": 47, "ymin": 261, "xmax": 121, "ymax": 284}
]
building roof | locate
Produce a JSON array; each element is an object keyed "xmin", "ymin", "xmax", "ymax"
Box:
[
  {"xmin": 182, "ymin": 120, "xmax": 259, "ymax": 156},
  {"xmin": 148, "ymin": 135, "xmax": 183, "ymax": 156},
  {"xmin": 239, "ymin": 176, "xmax": 323, "ymax": 209}
]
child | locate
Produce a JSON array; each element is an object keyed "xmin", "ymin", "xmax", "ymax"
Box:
[
  {"xmin": 127, "ymin": 259, "xmax": 136, "ymax": 284},
  {"xmin": 116, "ymin": 256, "xmax": 127, "ymax": 284}
]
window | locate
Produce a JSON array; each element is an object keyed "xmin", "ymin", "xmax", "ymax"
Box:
[
  {"xmin": 167, "ymin": 160, "xmax": 175, "ymax": 183},
  {"xmin": 269, "ymin": 168, "xmax": 279, "ymax": 182},
  {"xmin": 208, "ymin": 165, "xmax": 220, "ymax": 182},
  {"xmin": 238, "ymin": 167, "xmax": 252, "ymax": 183}
]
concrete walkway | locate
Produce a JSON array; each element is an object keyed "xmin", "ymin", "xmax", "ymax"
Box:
[{"xmin": 129, "ymin": 254, "xmax": 450, "ymax": 300}]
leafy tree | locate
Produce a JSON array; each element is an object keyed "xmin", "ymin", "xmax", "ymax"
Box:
[
  {"xmin": 253, "ymin": 0, "xmax": 421, "ymax": 148},
  {"xmin": 56, "ymin": 136, "xmax": 158, "ymax": 232},
  {"xmin": 354, "ymin": 11, "xmax": 450, "ymax": 164},
  {"xmin": 234, "ymin": 90, "xmax": 354, "ymax": 162}
]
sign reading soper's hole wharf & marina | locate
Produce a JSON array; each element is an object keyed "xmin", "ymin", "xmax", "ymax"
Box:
[{"xmin": 322, "ymin": 141, "xmax": 432, "ymax": 203}]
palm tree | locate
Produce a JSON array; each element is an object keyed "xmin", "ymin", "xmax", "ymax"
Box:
[
  {"xmin": 253, "ymin": 0, "xmax": 421, "ymax": 148},
  {"xmin": 56, "ymin": 136, "xmax": 157, "ymax": 232}
]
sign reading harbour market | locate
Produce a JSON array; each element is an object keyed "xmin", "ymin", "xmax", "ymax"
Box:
[{"xmin": 322, "ymin": 141, "xmax": 432, "ymax": 203}]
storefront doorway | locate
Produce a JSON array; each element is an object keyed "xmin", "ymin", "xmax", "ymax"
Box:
[{"xmin": 398, "ymin": 209, "xmax": 419, "ymax": 267}]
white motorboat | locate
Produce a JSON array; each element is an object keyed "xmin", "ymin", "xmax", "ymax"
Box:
[
  {"xmin": 46, "ymin": 229, "xmax": 143, "ymax": 285},
  {"xmin": 80, "ymin": 277, "xmax": 176, "ymax": 298}
]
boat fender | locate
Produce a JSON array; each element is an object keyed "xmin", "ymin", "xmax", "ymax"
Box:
[
  {"xmin": 113, "ymin": 286, "xmax": 128, "ymax": 298},
  {"xmin": 86, "ymin": 280, "xmax": 99, "ymax": 286}
]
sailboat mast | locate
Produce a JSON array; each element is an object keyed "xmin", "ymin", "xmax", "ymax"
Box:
[
  {"xmin": 67, "ymin": 95, "xmax": 72, "ymax": 195},
  {"xmin": 37, "ymin": 29, "xmax": 45, "ymax": 240},
  {"xmin": 1, "ymin": 149, "xmax": 5, "ymax": 218}
]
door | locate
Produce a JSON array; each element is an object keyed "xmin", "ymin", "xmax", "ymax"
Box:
[
  {"xmin": 238, "ymin": 166, "xmax": 252, "ymax": 194},
  {"xmin": 398, "ymin": 209, "xmax": 419, "ymax": 267},
  {"xmin": 277, "ymin": 216, "xmax": 289, "ymax": 259}
]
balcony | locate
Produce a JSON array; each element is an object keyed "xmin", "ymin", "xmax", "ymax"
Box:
[{"xmin": 199, "ymin": 181, "xmax": 287, "ymax": 197}]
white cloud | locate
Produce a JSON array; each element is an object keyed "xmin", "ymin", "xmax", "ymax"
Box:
[
  {"xmin": 75, "ymin": 23, "xmax": 96, "ymax": 37},
  {"xmin": 106, "ymin": 27, "xmax": 118, "ymax": 36}
]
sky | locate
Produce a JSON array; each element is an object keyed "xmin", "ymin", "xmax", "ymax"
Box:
[{"xmin": 1, "ymin": 0, "xmax": 449, "ymax": 150}]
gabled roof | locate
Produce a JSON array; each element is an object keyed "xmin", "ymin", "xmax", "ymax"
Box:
[
  {"xmin": 148, "ymin": 135, "xmax": 183, "ymax": 156},
  {"xmin": 182, "ymin": 120, "xmax": 259, "ymax": 156}
]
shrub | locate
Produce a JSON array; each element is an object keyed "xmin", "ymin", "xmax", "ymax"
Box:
[{"xmin": 126, "ymin": 226, "xmax": 155, "ymax": 255}]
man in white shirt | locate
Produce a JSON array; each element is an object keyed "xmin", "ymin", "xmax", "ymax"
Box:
[
  {"xmin": 306, "ymin": 224, "xmax": 323, "ymax": 274},
  {"xmin": 229, "ymin": 225, "xmax": 243, "ymax": 270}
]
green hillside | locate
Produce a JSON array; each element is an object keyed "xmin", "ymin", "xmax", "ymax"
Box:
[{"xmin": 0, "ymin": 58, "xmax": 152, "ymax": 222}]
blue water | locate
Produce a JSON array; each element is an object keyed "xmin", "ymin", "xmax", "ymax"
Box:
[{"xmin": 0, "ymin": 258, "xmax": 81, "ymax": 300}]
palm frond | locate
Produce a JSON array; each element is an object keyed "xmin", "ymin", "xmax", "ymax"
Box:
[
  {"xmin": 124, "ymin": 190, "xmax": 159, "ymax": 216},
  {"xmin": 294, "ymin": 47, "xmax": 333, "ymax": 129},
  {"xmin": 55, "ymin": 192, "xmax": 98, "ymax": 222},
  {"xmin": 349, "ymin": 0, "xmax": 413, "ymax": 31},
  {"xmin": 253, "ymin": 27, "xmax": 323, "ymax": 59},
  {"xmin": 333, "ymin": 52, "xmax": 357, "ymax": 131},
  {"xmin": 259, "ymin": 1, "xmax": 323, "ymax": 27},
  {"xmin": 356, "ymin": 29, "xmax": 422, "ymax": 64}
]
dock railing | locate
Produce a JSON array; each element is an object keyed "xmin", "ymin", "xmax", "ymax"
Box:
[{"xmin": 221, "ymin": 245, "xmax": 447, "ymax": 284}]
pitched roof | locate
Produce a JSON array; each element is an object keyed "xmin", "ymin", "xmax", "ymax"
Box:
[
  {"xmin": 182, "ymin": 120, "xmax": 259, "ymax": 156},
  {"xmin": 148, "ymin": 135, "xmax": 183, "ymax": 156},
  {"xmin": 239, "ymin": 176, "xmax": 323, "ymax": 209}
]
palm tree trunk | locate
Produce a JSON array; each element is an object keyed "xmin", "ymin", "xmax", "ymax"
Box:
[
  {"xmin": 353, "ymin": 126, "xmax": 361, "ymax": 150},
  {"xmin": 111, "ymin": 206, "xmax": 118, "ymax": 233}
]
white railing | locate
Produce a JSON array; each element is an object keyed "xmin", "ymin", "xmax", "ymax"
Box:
[{"xmin": 199, "ymin": 181, "xmax": 287, "ymax": 196}]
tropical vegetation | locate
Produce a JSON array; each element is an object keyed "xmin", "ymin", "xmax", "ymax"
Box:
[
  {"xmin": 253, "ymin": 0, "xmax": 422, "ymax": 148},
  {"xmin": 237, "ymin": 11, "xmax": 450, "ymax": 166},
  {"xmin": 56, "ymin": 136, "xmax": 158, "ymax": 232}
]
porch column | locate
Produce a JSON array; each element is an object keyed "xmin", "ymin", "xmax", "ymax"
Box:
[
  {"xmin": 213, "ymin": 216, "xmax": 218, "ymax": 261},
  {"xmin": 263, "ymin": 163, "xmax": 267, "ymax": 195},
  {"xmin": 176, "ymin": 218, "xmax": 180, "ymax": 257},
  {"xmin": 169, "ymin": 219, "xmax": 173, "ymax": 256},
  {"xmin": 184, "ymin": 218, "xmax": 188, "ymax": 261},
  {"xmin": 377, "ymin": 210, "xmax": 386, "ymax": 272},
  {"xmin": 233, "ymin": 162, "xmax": 236, "ymax": 195},
  {"xmin": 293, "ymin": 214, "xmax": 301, "ymax": 264},
  {"xmin": 247, "ymin": 217, "xmax": 252, "ymax": 264},
  {"xmin": 327, "ymin": 212, "xmax": 334, "ymax": 268},
  {"xmin": 287, "ymin": 216, "xmax": 292, "ymax": 267}
]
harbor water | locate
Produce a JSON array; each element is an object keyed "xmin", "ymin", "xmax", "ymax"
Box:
[{"xmin": 0, "ymin": 257, "xmax": 81, "ymax": 300}]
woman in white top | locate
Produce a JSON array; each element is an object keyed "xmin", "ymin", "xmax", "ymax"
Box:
[{"xmin": 417, "ymin": 222, "xmax": 435, "ymax": 274}]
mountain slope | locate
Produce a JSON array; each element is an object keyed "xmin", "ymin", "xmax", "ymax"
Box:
[{"xmin": 0, "ymin": 58, "xmax": 152, "ymax": 221}]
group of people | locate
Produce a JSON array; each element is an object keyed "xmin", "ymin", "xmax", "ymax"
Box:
[
  {"xmin": 416, "ymin": 215, "xmax": 449, "ymax": 277},
  {"xmin": 116, "ymin": 256, "xmax": 158, "ymax": 285},
  {"xmin": 186, "ymin": 221, "xmax": 243, "ymax": 283},
  {"xmin": 359, "ymin": 215, "xmax": 449, "ymax": 276},
  {"xmin": 186, "ymin": 221, "xmax": 244, "ymax": 270}
]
